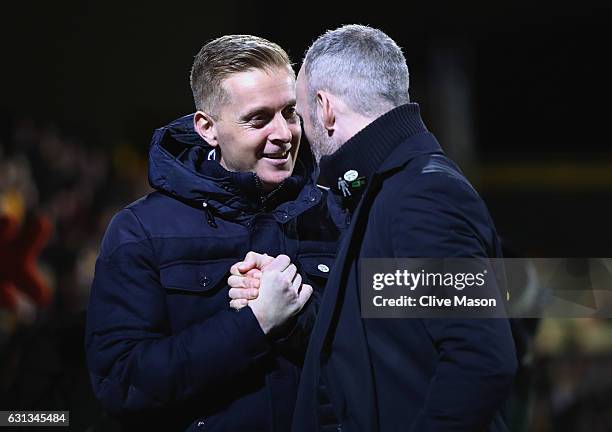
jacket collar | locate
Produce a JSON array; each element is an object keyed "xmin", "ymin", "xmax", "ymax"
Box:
[{"xmin": 319, "ymin": 103, "xmax": 441, "ymax": 206}]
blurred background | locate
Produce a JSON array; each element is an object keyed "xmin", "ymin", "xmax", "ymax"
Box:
[{"xmin": 1, "ymin": 1, "xmax": 611, "ymax": 430}]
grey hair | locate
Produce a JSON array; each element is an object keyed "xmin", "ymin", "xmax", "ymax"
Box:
[{"xmin": 303, "ymin": 24, "xmax": 410, "ymax": 119}]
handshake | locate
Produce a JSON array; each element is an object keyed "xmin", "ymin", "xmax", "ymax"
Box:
[{"xmin": 227, "ymin": 252, "xmax": 313, "ymax": 335}]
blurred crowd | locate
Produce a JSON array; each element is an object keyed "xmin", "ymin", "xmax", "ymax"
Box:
[{"xmin": 0, "ymin": 116, "xmax": 148, "ymax": 430}]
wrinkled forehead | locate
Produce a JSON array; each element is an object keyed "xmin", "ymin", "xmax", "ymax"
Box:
[
  {"xmin": 220, "ymin": 66, "xmax": 296, "ymax": 112},
  {"xmin": 222, "ymin": 67, "xmax": 295, "ymax": 97}
]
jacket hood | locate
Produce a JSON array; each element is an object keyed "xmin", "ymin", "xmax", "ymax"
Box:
[{"xmin": 148, "ymin": 114, "xmax": 321, "ymax": 222}]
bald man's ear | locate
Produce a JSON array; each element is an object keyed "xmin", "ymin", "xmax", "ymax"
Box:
[
  {"xmin": 193, "ymin": 111, "xmax": 219, "ymax": 147},
  {"xmin": 317, "ymin": 91, "xmax": 336, "ymax": 136}
]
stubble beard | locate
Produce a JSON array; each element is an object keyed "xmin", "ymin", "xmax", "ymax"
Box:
[{"xmin": 310, "ymin": 123, "xmax": 342, "ymax": 164}]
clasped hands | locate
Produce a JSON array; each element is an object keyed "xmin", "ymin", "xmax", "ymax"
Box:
[{"xmin": 228, "ymin": 252, "xmax": 312, "ymax": 334}]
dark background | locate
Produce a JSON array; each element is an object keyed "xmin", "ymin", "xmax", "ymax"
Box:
[
  {"xmin": 3, "ymin": 1, "xmax": 611, "ymax": 255},
  {"xmin": 1, "ymin": 1, "xmax": 612, "ymax": 431}
]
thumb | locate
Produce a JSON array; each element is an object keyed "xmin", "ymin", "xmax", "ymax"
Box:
[
  {"xmin": 230, "ymin": 262, "xmax": 244, "ymax": 276},
  {"xmin": 238, "ymin": 252, "xmax": 270, "ymax": 273}
]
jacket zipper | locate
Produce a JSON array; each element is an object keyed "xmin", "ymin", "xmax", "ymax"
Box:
[
  {"xmin": 200, "ymin": 200, "xmax": 218, "ymax": 228},
  {"xmin": 253, "ymin": 172, "xmax": 285, "ymax": 210}
]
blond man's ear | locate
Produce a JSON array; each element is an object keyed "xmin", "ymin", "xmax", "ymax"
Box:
[{"xmin": 193, "ymin": 111, "xmax": 219, "ymax": 147}]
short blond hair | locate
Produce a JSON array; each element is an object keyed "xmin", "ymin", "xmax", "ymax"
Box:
[{"xmin": 190, "ymin": 35, "xmax": 293, "ymax": 115}]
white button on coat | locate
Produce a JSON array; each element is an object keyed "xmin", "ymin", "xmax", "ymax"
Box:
[{"xmin": 317, "ymin": 264, "xmax": 330, "ymax": 273}]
